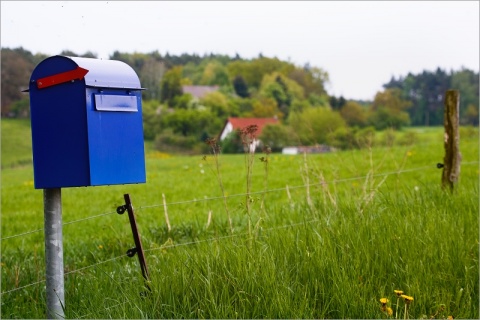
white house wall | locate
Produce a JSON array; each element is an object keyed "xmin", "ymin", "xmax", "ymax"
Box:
[{"xmin": 220, "ymin": 122, "xmax": 233, "ymax": 140}]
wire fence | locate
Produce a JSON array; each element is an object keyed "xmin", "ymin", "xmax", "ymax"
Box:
[
  {"xmin": 1, "ymin": 161, "xmax": 478, "ymax": 296},
  {"xmin": 2, "ymin": 162, "xmax": 463, "ymax": 241}
]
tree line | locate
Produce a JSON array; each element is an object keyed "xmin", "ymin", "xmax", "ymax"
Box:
[{"xmin": 1, "ymin": 47, "xmax": 478, "ymax": 153}]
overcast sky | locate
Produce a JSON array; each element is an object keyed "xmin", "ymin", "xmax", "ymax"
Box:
[{"xmin": 1, "ymin": 1, "xmax": 478, "ymax": 101}]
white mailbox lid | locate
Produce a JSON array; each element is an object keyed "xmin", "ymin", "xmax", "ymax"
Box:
[{"xmin": 69, "ymin": 56, "xmax": 143, "ymax": 89}]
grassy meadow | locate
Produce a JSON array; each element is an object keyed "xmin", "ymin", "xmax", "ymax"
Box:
[{"xmin": 1, "ymin": 118, "xmax": 479, "ymax": 319}]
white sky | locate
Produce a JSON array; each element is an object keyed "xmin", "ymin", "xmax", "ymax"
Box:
[{"xmin": 1, "ymin": 1, "xmax": 478, "ymax": 101}]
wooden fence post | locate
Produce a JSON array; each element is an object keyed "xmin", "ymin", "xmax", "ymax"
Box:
[{"xmin": 442, "ymin": 90, "xmax": 462, "ymax": 191}]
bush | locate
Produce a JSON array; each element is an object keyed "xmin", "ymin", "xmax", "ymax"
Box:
[
  {"xmin": 154, "ymin": 130, "xmax": 200, "ymax": 154},
  {"xmin": 220, "ymin": 131, "xmax": 244, "ymax": 154},
  {"xmin": 327, "ymin": 126, "xmax": 355, "ymax": 150}
]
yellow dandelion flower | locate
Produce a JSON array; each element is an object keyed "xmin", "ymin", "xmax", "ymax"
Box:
[
  {"xmin": 394, "ymin": 290, "xmax": 404, "ymax": 296},
  {"xmin": 401, "ymin": 295, "xmax": 414, "ymax": 303},
  {"xmin": 386, "ymin": 307, "xmax": 393, "ymax": 316},
  {"xmin": 447, "ymin": 316, "xmax": 453, "ymax": 320},
  {"xmin": 98, "ymin": 245, "xmax": 103, "ymax": 249},
  {"xmin": 380, "ymin": 298, "xmax": 389, "ymax": 305}
]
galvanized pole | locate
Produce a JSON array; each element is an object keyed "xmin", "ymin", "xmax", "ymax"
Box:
[{"xmin": 44, "ymin": 188, "xmax": 65, "ymax": 319}]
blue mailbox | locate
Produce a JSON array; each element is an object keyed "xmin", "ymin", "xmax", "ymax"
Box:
[{"xmin": 28, "ymin": 55, "xmax": 146, "ymax": 189}]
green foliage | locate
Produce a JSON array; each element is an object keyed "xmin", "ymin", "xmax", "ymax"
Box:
[
  {"xmin": 200, "ymin": 91, "xmax": 230, "ymax": 117},
  {"xmin": 288, "ymin": 65, "xmax": 328, "ymax": 97},
  {"xmin": 368, "ymin": 89, "xmax": 411, "ymax": 130},
  {"xmin": 160, "ymin": 66, "xmax": 184, "ymax": 105},
  {"xmin": 154, "ymin": 129, "xmax": 207, "ymax": 154},
  {"xmin": 0, "ymin": 48, "xmax": 37, "ymax": 116},
  {"xmin": 463, "ymin": 104, "xmax": 479, "ymax": 126},
  {"xmin": 161, "ymin": 108, "xmax": 221, "ymax": 138},
  {"xmin": 249, "ymin": 98, "xmax": 282, "ymax": 118},
  {"xmin": 171, "ymin": 93, "xmax": 194, "ymax": 109},
  {"xmin": 259, "ymin": 123, "xmax": 295, "ymax": 152},
  {"xmin": 9, "ymin": 97, "xmax": 30, "ymax": 118},
  {"xmin": 288, "ymin": 107, "xmax": 346, "ymax": 145},
  {"xmin": 199, "ymin": 61, "xmax": 230, "ymax": 86},
  {"xmin": 327, "ymin": 126, "xmax": 356, "ymax": 150},
  {"xmin": 259, "ymin": 72, "xmax": 305, "ymax": 117},
  {"xmin": 368, "ymin": 107, "xmax": 411, "ymax": 130},
  {"xmin": 384, "ymin": 67, "xmax": 479, "ymax": 126},
  {"xmin": 232, "ymin": 75, "xmax": 250, "ymax": 98},
  {"xmin": 220, "ymin": 131, "xmax": 244, "ymax": 154},
  {"xmin": 142, "ymin": 100, "xmax": 162, "ymax": 140},
  {"xmin": 340, "ymin": 101, "xmax": 368, "ymax": 127},
  {"xmin": 226, "ymin": 57, "xmax": 296, "ymax": 89}
]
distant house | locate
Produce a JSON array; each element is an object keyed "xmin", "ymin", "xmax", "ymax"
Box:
[
  {"xmin": 182, "ymin": 85, "xmax": 219, "ymax": 99},
  {"xmin": 219, "ymin": 117, "xmax": 279, "ymax": 152}
]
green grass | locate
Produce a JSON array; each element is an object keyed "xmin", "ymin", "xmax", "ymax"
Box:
[{"xmin": 1, "ymin": 119, "xmax": 479, "ymax": 318}]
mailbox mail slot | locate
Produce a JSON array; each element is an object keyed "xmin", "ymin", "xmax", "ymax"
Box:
[
  {"xmin": 28, "ymin": 55, "xmax": 146, "ymax": 189},
  {"xmin": 94, "ymin": 94, "xmax": 138, "ymax": 112}
]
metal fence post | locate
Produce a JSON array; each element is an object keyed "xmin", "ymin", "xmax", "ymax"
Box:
[{"xmin": 44, "ymin": 188, "xmax": 65, "ymax": 319}]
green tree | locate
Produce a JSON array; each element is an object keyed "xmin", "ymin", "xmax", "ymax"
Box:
[
  {"xmin": 340, "ymin": 101, "xmax": 367, "ymax": 127},
  {"xmin": 464, "ymin": 104, "xmax": 479, "ymax": 126},
  {"xmin": 233, "ymin": 75, "xmax": 250, "ymax": 98},
  {"xmin": 249, "ymin": 97, "xmax": 282, "ymax": 118},
  {"xmin": 142, "ymin": 99, "xmax": 162, "ymax": 140},
  {"xmin": 288, "ymin": 65, "xmax": 329, "ymax": 97},
  {"xmin": 259, "ymin": 123, "xmax": 294, "ymax": 152},
  {"xmin": 227, "ymin": 57, "xmax": 295, "ymax": 90},
  {"xmin": 162, "ymin": 109, "xmax": 221, "ymax": 138},
  {"xmin": 368, "ymin": 89, "xmax": 411, "ymax": 130},
  {"xmin": 451, "ymin": 69, "xmax": 480, "ymax": 125},
  {"xmin": 200, "ymin": 61, "xmax": 230, "ymax": 86},
  {"xmin": 200, "ymin": 91, "xmax": 230, "ymax": 117},
  {"xmin": 288, "ymin": 107, "xmax": 346, "ymax": 145},
  {"xmin": 259, "ymin": 72, "xmax": 304, "ymax": 117},
  {"xmin": 1, "ymin": 48, "xmax": 36, "ymax": 116},
  {"xmin": 160, "ymin": 66, "xmax": 184, "ymax": 105},
  {"xmin": 140, "ymin": 57, "xmax": 165, "ymax": 100}
]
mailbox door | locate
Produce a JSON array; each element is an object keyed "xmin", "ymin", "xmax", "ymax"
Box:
[{"xmin": 86, "ymin": 88, "xmax": 146, "ymax": 186}]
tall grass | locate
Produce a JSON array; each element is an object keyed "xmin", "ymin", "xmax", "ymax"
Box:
[{"xmin": 1, "ymin": 120, "xmax": 478, "ymax": 318}]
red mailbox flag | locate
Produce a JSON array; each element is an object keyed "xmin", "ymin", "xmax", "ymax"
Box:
[{"xmin": 37, "ymin": 66, "xmax": 89, "ymax": 89}]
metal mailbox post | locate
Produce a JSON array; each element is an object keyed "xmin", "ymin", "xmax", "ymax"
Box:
[{"xmin": 28, "ymin": 56, "xmax": 146, "ymax": 318}]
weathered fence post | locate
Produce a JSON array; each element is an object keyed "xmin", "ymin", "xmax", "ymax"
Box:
[
  {"xmin": 441, "ymin": 90, "xmax": 461, "ymax": 191},
  {"xmin": 43, "ymin": 188, "xmax": 65, "ymax": 319}
]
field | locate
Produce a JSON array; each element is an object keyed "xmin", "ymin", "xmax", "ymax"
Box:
[{"xmin": 1, "ymin": 118, "xmax": 479, "ymax": 319}]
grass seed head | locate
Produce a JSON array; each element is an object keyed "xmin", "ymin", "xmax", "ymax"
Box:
[{"xmin": 205, "ymin": 137, "xmax": 221, "ymax": 154}]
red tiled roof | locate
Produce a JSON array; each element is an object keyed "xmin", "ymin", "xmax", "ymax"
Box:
[{"xmin": 224, "ymin": 117, "xmax": 278, "ymax": 137}]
